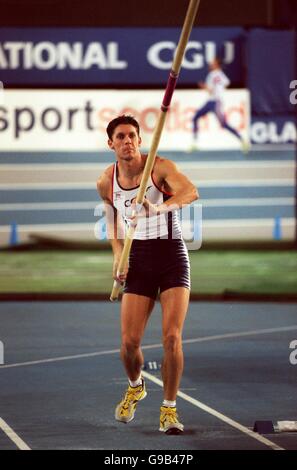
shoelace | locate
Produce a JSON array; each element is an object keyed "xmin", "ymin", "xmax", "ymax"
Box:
[
  {"xmin": 121, "ymin": 386, "xmax": 142, "ymax": 411},
  {"xmin": 162, "ymin": 408, "xmax": 179, "ymax": 424}
]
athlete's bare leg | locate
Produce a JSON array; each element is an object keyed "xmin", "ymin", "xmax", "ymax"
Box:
[
  {"xmin": 121, "ymin": 293, "xmax": 155, "ymax": 381},
  {"xmin": 160, "ymin": 287, "xmax": 190, "ymax": 401}
]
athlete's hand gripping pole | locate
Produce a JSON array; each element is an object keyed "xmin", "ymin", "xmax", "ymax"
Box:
[{"xmin": 110, "ymin": 0, "xmax": 200, "ymax": 301}]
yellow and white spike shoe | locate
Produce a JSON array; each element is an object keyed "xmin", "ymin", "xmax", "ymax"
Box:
[
  {"xmin": 186, "ymin": 143, "xmax": 199, "ymax": 153},
  {"xmin": 159, "ymin": 406, "xmax": 184, "ymax": 434},
  {"xmin": 241, "ymin": 140, "xmax": 250, "ymax": 154},
  {"xmin": 115, "ymin": 379, "xmax": 147, "ymax": 423}
]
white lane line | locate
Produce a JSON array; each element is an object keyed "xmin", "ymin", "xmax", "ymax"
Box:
[
  {"xmin": 202, "ymin": 217, "xmax": 295, "ymax": 227},
  {"xmin": 0, "ymin": 201, "xmax": 102, "ymax": 211},
  {"xmin": 198, "ymin": 179, "xmax": 295, "ymax": 187},
  {"xmin": 180, "ymin": 325, "xmax": 297, "ymax": 345},
  {"xmin": 0, "ymin": 417, "xmax": 31, "ymax": 450},
  {"xmin": 141, "ymin": 370, "xmax": 284, "ymax": 451},
  {"xmin": 0, "ymin": 183, "xmax": 97, "ymax": 190},
  {"xmin": 0, "ymin": 222, "xmax": 95, "ymax": 233},
  {"xmin": 0, "ymin": 348, "xmax": 121, "ymax": 369},
  {"xmin": 0, "ymin": 179, "xmax": 294, "ymax": 190},
  {"xmin": 201, "ymin": 197, "xmax": 294, "ymax": 207},
  {"xmin": 180, "ymin": 161, "xmax": 295, "ymax": 169},
  {"xmin": 1, "ymin": 325, "xmax": 297, "ymax": 370},
  {"xmin": 0, "ymin": 163, "xmax": 109, "ymax": 171}
]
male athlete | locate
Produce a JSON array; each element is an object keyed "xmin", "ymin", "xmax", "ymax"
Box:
[
  {"xmin": 97, "ymin": 115, "xmax": 198, "ymax": 434},
  {"xmin": 190, "ymin": 57, "xmax": 249, "ymax": 152}
]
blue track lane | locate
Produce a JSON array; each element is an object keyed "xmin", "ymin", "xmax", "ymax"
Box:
[
  {"xmin": 0, "ymin": 186, "xmax": 295, "ymax": 204},
  {"xmin": 0, "ymin": 149, "xmax": 295, "ymax": 164}
]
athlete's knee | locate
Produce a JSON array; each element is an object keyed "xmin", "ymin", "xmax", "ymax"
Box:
[
  {"xmin": 217, "ymin": 115, "xmax": 226, "ymax": 127},
  {"xmin": 193, "ymin": 111, "xmax": 202, "ymax": 122},
  {"xmin": 122, "ymin": 334, "xmax": 142, "ymax": 354},
  {"xmin": 163, "ymin": 331, "xmax": 182, "ymax": 353}
]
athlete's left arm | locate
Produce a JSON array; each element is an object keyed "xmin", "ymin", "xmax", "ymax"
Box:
[
  {"xmin": 131, "ymin": 160, "xmax": 198, "ymax": 219},
  {"xmin": 222, "ymin": 72, "xmax": 230, "ymax": 88},
  {"xmin": 155, "ymin": 159, "xmax": 199, "ymax": 214}
]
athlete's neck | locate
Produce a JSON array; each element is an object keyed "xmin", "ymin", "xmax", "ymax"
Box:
[{"xmin": 117, "ymin": 153, "xmax": 146, "ymax": 179}]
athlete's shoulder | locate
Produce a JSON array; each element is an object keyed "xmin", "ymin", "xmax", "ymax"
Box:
[
  {"xmin": 219, "ymin": 69, "xmax": 229, "ymax": 79},
  {"xmin": 154, "ymin": 156, "xmax": 178, "ymax": 177},
  {"xmin": 155, "ymin": 155, "xmax": 178, "ymax": 166},
  {"xmin": 206, "ymin": 70, "xmax": 215, "ymax": 79},
  {"xmin": 215, "ymin": 69, "xmax": 229, "ymax": 82},
  {"xmin": 97, "ymin": 164, "xmax": 114, "ymax": 202}
]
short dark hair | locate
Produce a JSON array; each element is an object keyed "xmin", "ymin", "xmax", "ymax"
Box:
[{"xmin": 106, "ymin": 115, "xmax": 140, "ymax": 140}]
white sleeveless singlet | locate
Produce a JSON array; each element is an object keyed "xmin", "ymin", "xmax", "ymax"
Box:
[{"xmin": 112, "ymin": 162, "xmax": 182, "ymax": 240}]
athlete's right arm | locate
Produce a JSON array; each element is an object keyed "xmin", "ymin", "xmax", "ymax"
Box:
[{"xmin": 96, "ymin": 170, "xmax": 126, "ymax": 283}]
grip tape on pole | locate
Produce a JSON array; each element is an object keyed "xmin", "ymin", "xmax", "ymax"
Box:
[{"xmin": 161, "ymin": 71, "xmax": 179, "ymax": 112}]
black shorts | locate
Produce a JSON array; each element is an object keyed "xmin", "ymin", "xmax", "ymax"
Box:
[{"xmin": 123, "ymin": 238, "xmax": 191, "ymax": 300}]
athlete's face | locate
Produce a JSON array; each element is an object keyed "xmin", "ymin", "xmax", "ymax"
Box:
[
  {"xmin": 209, "ymin": 59, "xmax": 220, "ymax": 71},
  {"xmin": 108, "ymin": 124, "xmax": 142, "ymax": 162}
]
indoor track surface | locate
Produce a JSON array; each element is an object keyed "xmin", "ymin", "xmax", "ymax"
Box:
[{"xmin": 0, "ymin": 300, "xmax": 297, "ymax": 450}]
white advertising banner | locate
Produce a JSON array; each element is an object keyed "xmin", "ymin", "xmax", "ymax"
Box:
[{"xmin": 0, "ymin": 89, "xmax": 250, "ymax": 151}]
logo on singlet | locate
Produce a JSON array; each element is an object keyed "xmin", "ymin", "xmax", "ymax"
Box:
[
  {"xmin": 114, "ymin": 191, "xmax": 122, "ymax": 201},
  {"xmin": 123, "ymin": 186, "xmax": 152, "ymax": 207}
]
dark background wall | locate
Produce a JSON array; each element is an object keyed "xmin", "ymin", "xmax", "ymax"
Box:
[{"xmin": 0, "ymin": 0, "xmax": 296, "ymax": 27}]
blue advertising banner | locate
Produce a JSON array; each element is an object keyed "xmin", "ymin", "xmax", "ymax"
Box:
[
  {"xmin": 247, "ymin": 29, "xmax": 296, "ymax": 115},
  {"xmin": 0, "ymin": 27, "xmax": 245, "ymax": 85}
]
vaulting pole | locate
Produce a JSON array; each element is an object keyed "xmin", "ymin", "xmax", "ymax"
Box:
[{"xmin": 110, "ymin": 0, "xmax": 201, "ymax": 301}]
